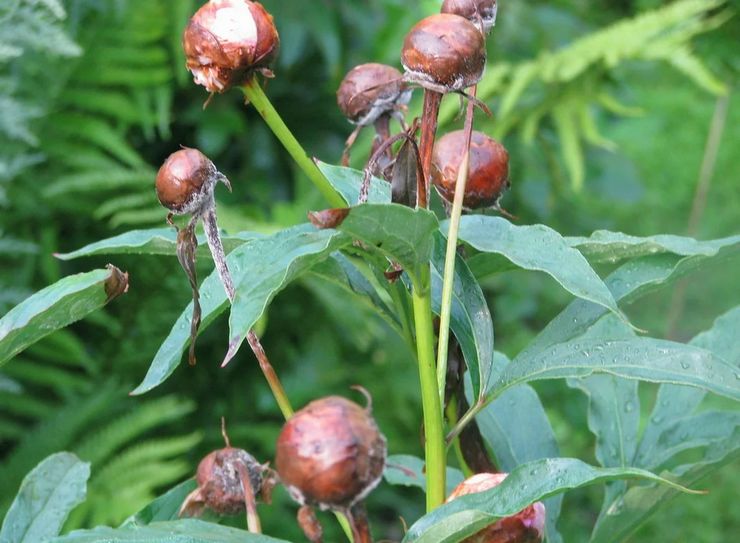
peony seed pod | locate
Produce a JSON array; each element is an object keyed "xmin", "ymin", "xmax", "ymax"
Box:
[
  {"xmin": 275, "ymin": 395, "xmax": 387, "ymax": 510},
  {"xmin": 183, "ymin": 0, "xmax": 279, "ymax": 93},
  {"xmin": 181, "ymin": 447, "xmax": 265, "ymax": 517},
  {"xmin": 155, "ymin": 148, "xmax": 223, "ymax": 215},
  {"xmin": 447, "ymin": 473, "xmax": 546, "ymax": 543},
  {"xmin": 401, "ymin": 13, "xmax": 486, "ymax": 93},
  {"xmin": 431, "ymin": 130, "xmax": 509, "ymax": 209},
  {"xmin": 336, "ymin": 63, "xmax": 411, "ymax": 126},
  {"xmin": 441, "ymin": 0, "xmax": 498, "ymax": 34}
]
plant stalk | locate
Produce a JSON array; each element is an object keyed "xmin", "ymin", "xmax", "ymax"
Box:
[
  {"xmin": 412, "ymin": 266, "xmax": 446, "ymax": 511},
  {"xmin": 435, "ymin": 88, "xmax": 476, "ymax": 402},
  {"xmin": 242, "ymin": 78, "xmax": 346, "ymax": 208}
]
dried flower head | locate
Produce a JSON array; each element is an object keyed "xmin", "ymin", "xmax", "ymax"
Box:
[
  {"xmin": 336, "ymin": 63, "xmax": 411, "ymax": 126},
  {"xmin": 441, "ymin": 0, "xmax": 498, "ymax": 34},
  {"xmin": 183, "ymin": 0, "xmax": 279, "ymax": 93}
]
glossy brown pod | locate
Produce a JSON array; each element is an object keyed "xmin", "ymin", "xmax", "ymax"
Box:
[
  {"xmin": 183, "ymin": 0, "xmax": 279, "ymax": 93},
  {"xmin": 447, "ymin": 473, "xmax": 546, "ymax": 543},
  {"xmin": 401, "ymin": 13, "xmax": 486, "ymax": 93},
  {"xmin": 431, "ymin": 130, "xmax": 509, "ymax": 209},
  {"xmin": 155, "ymin": 148, "xmax": 218, "ymax": 215},
  {"xmin": 336, "ymin": 63, "xmax": 410, "ymax": 126},
  {"xmin": 441, "ymin": 0, "xmax": 498, "ymax": 33},
  {"xmin": 275, "ymin": 395, "xmax": 387, "ymax": 510}
]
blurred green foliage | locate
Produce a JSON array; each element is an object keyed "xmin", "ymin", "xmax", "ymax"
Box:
[{"xmin": 0, "ymin": 0, "xmax": 738, "ymax": 540}]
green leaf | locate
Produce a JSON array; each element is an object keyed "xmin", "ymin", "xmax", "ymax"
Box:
[
  {"xmin": 56, "ymin": 229, "xmax": 256, "ymax": 259},
  {"xmin": 567, "ymin": 231, "xmax": 740, "ymax": 265},
  {"xmin": 0, "ymin": 266, "xmax": 128, "ymax": 366},
  {"xmin": 384, "ymin": 454, "xmax": 464, "ymax": 497},
  {"xmin": 431, "ymin": 233, "xmax": 495, "ymax": 401},
  {"xmin": 120, "ymin": 479, "xmax": 196, "ymax": 527},
  {"xmin": 590, "ymin": 432, "xmax": 740, "ymax": 543},
  {"xmin": 316, "ymin": 161, "xmax": 390, "ymax": 205},
  {"xmin": 635, "ymin": 305, "xmax": 740, "ymax": 467},
  {"xmin": 491, "ymin": 338, "xmax": 739, "ymax": 402},
  {"xmin": 134, "ymin": 225, "xmax": 347, "ymax": 394},
  {"xmin": 468, "ymin": 361, "xmax": 562, "ymax": 543},
  {"xmin": 0, "ymin": 452, "xmax": 90, "ymax": 543},
  {"xmin": 337, "ymin": 204, "xmax": 439, "ymax": 280},
  {"xmin": 402, "ymin": 458, "xmax": 699, "ymax": 543},
  {"xmin": 48, "ymin": 519, "xmax": 289, "ymax": 542},
  {"xmin": 454, "ymin": 216, "xmax": 622, "ymax": 320},
  {"xmin": 223, "ymin": 228, "xmax": 349, "ymax": 365}
]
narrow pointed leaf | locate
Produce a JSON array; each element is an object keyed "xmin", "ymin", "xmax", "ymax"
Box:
[
  {"xmin": 431, "ymin": 232, "xmax": 495, "ymax": 400},
  {"xmin": 0, "ymin": 452, "xmax": 90, "ymax": 543},
  {"xmin": 134, "ymin": 226, "xmax": 348, "ymax": 394},
  {"xmin": 403, "ymin": 458, "xmax": 699, "ymax": 543},
  {"xmin": 0, "ymin": 266, "xmax": 128, "ymax": 366},
  {"xmin": 454, "ymin": 216, "xmax": 622, "ymax": 319},
  {"xmin": 568, "ymin": 231, "xmax": 740, "ymax": 264},
  {"xmin": 223, "ymin": 228, "xmax": 350, "ymax": 365},
  {"xmin": 491, "ymin": 338, "xmax": 739, "ymax": 402},
  {"xmin": 56, "ymin": 229, "xmax": 255, "ymax": 259},
  {"xmin": 48, "ymin": 519, "xmax": 289, "ymax": 542}
]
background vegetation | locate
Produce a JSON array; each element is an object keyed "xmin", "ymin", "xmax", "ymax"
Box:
[{"xmin": 1, "ymin": 0, "xmax": 738, "ymax": 540}]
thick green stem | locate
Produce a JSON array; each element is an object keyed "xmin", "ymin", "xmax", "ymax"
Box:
[
  {"xmin": 412, "ymin": 266, "xmax": 446, "ymax": 511},
  {"xmin": 435, "ymin": 88, "xmax": 476, "ymax": 403},
  {"xmin": 242, "ymin": 78, "xmax": 346, "ymax": 208}
]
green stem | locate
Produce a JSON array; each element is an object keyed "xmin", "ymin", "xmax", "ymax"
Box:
[
  {"xmin": 435, "ymin": 89, "xmax": 476, "ymax": 403},
  {"xmin": 412, "ymin": 266, "xmax": 446, "ymax": 511},
  {"xmin": 445, "ymin": 398, "xmax": 474, "ymax": 478},
  {"xmin": 241, "ymin": 78, "xmax": 346, "ymax": 208}
]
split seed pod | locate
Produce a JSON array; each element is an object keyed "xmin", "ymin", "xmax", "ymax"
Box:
[
  {"xmin": 431, "ymin": 130, "xmax": 509, "ymax": 209},
  {"xmin": 401, "ymin": 13, "xmax": 486, "ymax": 93},
  {"xmin": 183, "ymin": 0, "xmax": 279, "ymax": 93},
  {"xmin": 441, "ymin": 0, "xmax": 498, "ymax": 34},
  {"xmin": 275, "ymin": 393, "xmax": 387, "ymax": 510},
  {"xmin": 336, "ymin": 63, "xmax": 411, "ymax": 127},
  {"xmin": 447, "ymin": 473, "xmax": 546, "ymax": 543},
  {"xmin": 180, "ymin": 447, "xmax": 268, "ymax": 517}
]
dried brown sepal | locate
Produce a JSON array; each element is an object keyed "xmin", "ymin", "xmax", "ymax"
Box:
[
  {"xmin": 176, "ymin": 220, "xmax": 201, "ymax": 366},
  {"xmin": 307, "ymin": 208, "xmax": 351, "ymax": 229},
  {"xmin": 384, "ymin": 263, "xmax": 404, "ymax": 283},
  {"xmin": 103, "ymin": 265, "xmax": 129, "ymax": 302},
  {"xmin": 297, "ymin": 505, "xmax": 324, "ymax": 543},
  {"xmin": 390, "ymin": 138, "xmax": 420, "ymax": 208},
  {"xmin": 183, "ymin": 0, "xmax": 279, "ymax": 93},
  {"xmin": 447, "ymin": 473, "xmax": 546, "ymax": 543},
  {"xmin": 346, "ymin": 502, "xmax": 373, "ymax": 543},
  {"xmin": 275, "ymin": 395, "xmax": 387, "ymax": 510}
]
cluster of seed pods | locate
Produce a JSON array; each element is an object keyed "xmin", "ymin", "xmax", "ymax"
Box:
[{"xmin": 156, "ymin": 1, "xmax": 541, "ymax": 542}]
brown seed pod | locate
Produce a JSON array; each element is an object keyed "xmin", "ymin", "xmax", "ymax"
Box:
[
  {"xmin": 431, "ymin": 130, "xmax": 509, "ymax": 209},
  {"xmin": 275, "ymin": 394, "xmax": 387, "ymax": 510},
  {"xmin": 336, "ymin": 63, "xmax": 410, "ymax": 126},
  {"xmin": 401, "ymin": 13, "xmax": 486, "ymax": 93},
  {"xmin": 183, "ymin": 0, "xmax": 279, "ymax": 93},
  {"xmin": 155, "ymin": 148, "xmax": 223, "ymax": 215},
  {"xmin": 441, "ymin": 0, "xmax": 498, "ymax": 34},
  {"xmin": 447, "ymin": 473, "xmax": 546, "ymax": 543},
  {"xmin": 180, "ymin": 447, "xmax": 265, "ymax": 517}
]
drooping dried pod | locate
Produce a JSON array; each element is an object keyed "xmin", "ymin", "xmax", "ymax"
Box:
[
  {"xmin": 401, "ymin": 13, "xmax": 486, "ymax": 93},
  {"xmin": 156, "ymin": 148, "xmax": 230, "ymax": 216},
  {"xmin": 441, "ymin": 0, "xmax": 498, "ymax": 34},
  {"xmin": 180, "ymin": 447, "xmax": 268, "ymax": 517},
  {"xmin": 447, "ymin": 473, "xmax": 546, "ymax": 543},
  {"xmin": 183, "ymin": 0, "xmax": 280, "ymax": 93},
  {"xmin": 431, "ymin": 130, "xmax": 509, "ymax": 209},
  {"xmin": 275, "ymin": 393, "xmax": 387, "ymax": 511},
  {"xmin": 336, "ymin": 63, "xmax": 411, "ymax": 126}
]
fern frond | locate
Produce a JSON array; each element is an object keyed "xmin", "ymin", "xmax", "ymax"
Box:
[
  {"xmin": 75, "ymin": 395, "xmax": 196, "ymax": 465},
  {"xmin": 1, "ymin": 360, "xmax": 92, "ymax": 394}
]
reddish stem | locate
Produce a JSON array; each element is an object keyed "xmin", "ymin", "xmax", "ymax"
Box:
[
  {"xmin": 346, "ymin": 503, "xmax": 372, "ymax": 543},
  {"xmin": 417, "ymin": 90, "xmax": 443, "ymax": 208}
]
